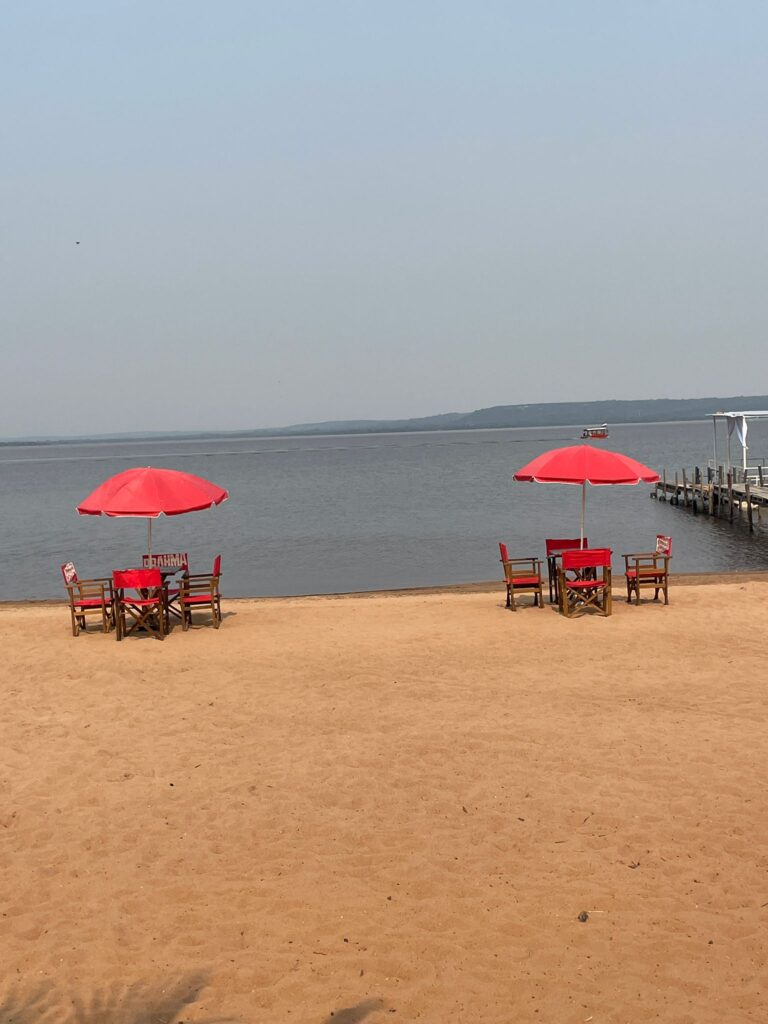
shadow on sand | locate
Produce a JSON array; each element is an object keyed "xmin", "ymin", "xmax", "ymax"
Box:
[
  {"xmin": 322, "ymin": 998, "xmax": 385, "ymax": 1024},
  {"xmin": 0, "ymin": 971, "xmax": 236, "ymax": 1024}
]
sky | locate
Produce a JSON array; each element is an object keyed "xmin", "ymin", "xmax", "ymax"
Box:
[{"xmin": 1, "ymin": 1, "xmax": 767, "ymax": 437}]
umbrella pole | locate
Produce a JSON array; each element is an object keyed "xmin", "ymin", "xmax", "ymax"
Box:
[
  {"xmin": 581, "ymin": 482, "xmax": 586, "ymax": 548},
  {"xmin": 148, "ymin": 518, "xmax": 152, "ymax": 566}
]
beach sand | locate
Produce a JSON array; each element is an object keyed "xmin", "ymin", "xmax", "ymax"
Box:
[{"xmin": 2, "ymin": 581, "xmax": 768, "ymax": 1023}]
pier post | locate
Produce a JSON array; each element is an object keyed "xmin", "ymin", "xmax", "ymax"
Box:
[
  {"xmin": 674, "ymin": 471, "xmax": 679, "ymax": 505},
  {"xmin": 661, "ymin": 468, "xmax": 667, "ymax": 502},
  {"xmin": 717, "ymin": 466, "xmax": 724, "ymax": 517},
  {"xmin": 746, "ymin": 479, "xmax": 754, "ymax": 531},
  {"xmin": 727, "ymin": 471, "xmax": 734, "ymax": 521},
  {"xmin": 682, "ymin": 468, "xmax": 689, "ymax": 508}
]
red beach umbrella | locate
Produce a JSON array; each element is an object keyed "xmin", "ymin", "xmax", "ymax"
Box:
[
  {"xmin": 77, "ymin": 466, "xmax": 229, "ymax": 558},
  {"xmin": 513, "ymin": 445, "xmax": 659, "ymax": 546}
]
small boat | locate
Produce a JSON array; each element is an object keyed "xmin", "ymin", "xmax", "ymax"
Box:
[{"xmin": 581, "ymin": 424, "xmax": 609, "ymax": 439}]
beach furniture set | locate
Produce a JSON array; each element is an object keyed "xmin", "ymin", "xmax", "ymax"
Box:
[
  {"xmin": 61, "ymin": 554, "xmax": 222, "ymax": 638},
  {"xmin": 64, "ymin": 465, "xmax": 229, "ymax": 639},
  {"xmin": 505, "ymin": 443, "xmax": 668, "ymax": 616},
  {"xmin": 499, "ymin": 535, "xmax": 672, "ymax": 616}
]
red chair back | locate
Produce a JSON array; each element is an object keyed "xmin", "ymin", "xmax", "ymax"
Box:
[
  {"xmin": 113, "ymin": 568, "xmax": 162, "ymax": 591},
  {"xmin": 655, "ymin": 535, "xmax": 672, "ymax": 556},
  {"xmin": 61, "ymin": 561, "xmax": 78, "ymax": 585},
  {"xmin": 562, "ymin": 547, "xmax": 612, "ymax": 571},
  {"xmin": 213, "ymin": 554, "xmax": 222, "ymax": 576},
  {"xmin": 545, "ymin": 537, "xmax": 587, "ymax": 556},
  {"xmin": 498, "ymin": 542, "xmax": 509, "ymax": 562}
]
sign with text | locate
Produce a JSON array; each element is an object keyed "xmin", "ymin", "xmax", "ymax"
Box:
[{"xmin": 142, "ymin": 552, "xmax": 189, "ymax": 569}]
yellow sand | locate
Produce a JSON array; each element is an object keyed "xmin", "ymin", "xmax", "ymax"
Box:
[{"xmin": 2, "ymin": 582, "xmax": 768, "ymax": 1023}]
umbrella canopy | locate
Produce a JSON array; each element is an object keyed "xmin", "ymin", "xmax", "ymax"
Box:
[
  {"xmin": 513, "ymin": 445, "xmax": 659, "ymax": 546},
  {"xmin": 514, "ymin": 445, "xmax": 660, "ymax": 486},
  {"xmin": 77, "ymin": 466, "xmax": 228, "ymax": 518},
  {"xmin": 77, "ymin": 466, "xmax": 229, "ymax": 561}
]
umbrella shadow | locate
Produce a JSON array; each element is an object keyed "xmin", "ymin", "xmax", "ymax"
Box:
[{"xmin": 0, "ymin": 972, "xmax": 236, "ymax": 1024}]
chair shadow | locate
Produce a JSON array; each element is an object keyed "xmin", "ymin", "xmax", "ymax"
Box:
[
  {"xmin": 0, "ymin": 971, "xmax": 236, "ymax": 1024},
  {"xmin": 322, "ymin": 998, "xmax": 385, "ymax": 1024}
]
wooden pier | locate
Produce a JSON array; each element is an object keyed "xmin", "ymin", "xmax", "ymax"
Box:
[{"xmin": 652, "ymin": 464, "xmax": 768, "ymax": 530}]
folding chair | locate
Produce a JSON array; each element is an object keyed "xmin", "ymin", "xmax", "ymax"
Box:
[
  {"xmin": 61, "ymin": 561, "xmax": 114, "ymax": 636},
  {"xmin": 558, "ymin": 547, "xmax": 613, "ymax": 618},
  {"xmin": 179, "ymin": 555, "xmax": 222, "ymax": 630},
  {"xmin": 498, "ymin": 543, "xmax": 543, "ymax": 611},
  {"xmin": 112, "ymin": 569, "xmax": 167, "ymax": 641},
  {"xmin": 623, "ymin": 535, "xmax": 672, "ymax": 605},
  {"xmin": 545, "ymin": 537, "xmax": 588, "ymax": 604}
]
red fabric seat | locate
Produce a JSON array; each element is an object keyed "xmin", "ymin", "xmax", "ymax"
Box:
[{"xmin": 505, "ymin": 573, "xmax": 540, "ymax": 589}]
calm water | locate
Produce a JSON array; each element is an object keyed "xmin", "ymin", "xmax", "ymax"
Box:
[{"xmin": 3, "ymin": 420, "xmax": 768, "ymax": 601}]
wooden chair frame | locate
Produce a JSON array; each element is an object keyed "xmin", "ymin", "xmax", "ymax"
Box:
[
  {"xmin": 623, "ymin": 546, "xmax": 671, "ymax": 605},
  {"xmin": 499, "ymin": 544, "xmax": 543, "ymax": 611},
  {"xmin": 61, "ymin": 562, "xmax": 114, "ymax": 636},
  {"xmin": 179, "ymin": 556, "xmax": 222, "ymax": 629},
  {"xmin": 558, "ymin": 548, "xmax": 613, "ymax": 618},
  {"xmin": 113, "ymin": 569, "xmax": 167, "ymax": 641},
  {"xmin": 64, "ymin": 578, "xmax": 114, "ymax": 636}
]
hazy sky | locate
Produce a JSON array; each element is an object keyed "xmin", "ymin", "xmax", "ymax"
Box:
[{"xmin": 2, "ymin": 1, "xmax": 767, "ymax": 437}]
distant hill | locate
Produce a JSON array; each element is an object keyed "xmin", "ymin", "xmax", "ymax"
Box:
[
  {"xmin": 4, "ymin": 394, "xmax": 768, "ymax": 444},
  {"xmin": 279, "ymin": 395, "xmax": 768, "ymax": 435}
]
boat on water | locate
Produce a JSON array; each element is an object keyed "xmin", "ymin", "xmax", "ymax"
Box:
[{"xmin": 581, "ymin": 424, "xmax": 609, "ymax": 439}]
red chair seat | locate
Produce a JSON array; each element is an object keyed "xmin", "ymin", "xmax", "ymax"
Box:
[
  {"xmin": 506, "ymin": 575, "xmax": 540, "ymax": 586},
  {"xmin": 566, "ymin": 579, "xmax": 607, "ymax": 590},
  {"xmin": 625, "ymin": 569, "xmax": 664, "ymax": 579},
  {"xmin": 74, "ymin": 598, "xmax": 110, "ymax": 609},
  {"xmin": 181, "ymin": 594, "xmax": 217, "ymax": 605}
]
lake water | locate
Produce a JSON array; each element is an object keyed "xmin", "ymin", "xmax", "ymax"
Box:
[{"xmin": 3, "ymin": 420, "xmax": 768, "ymax": 601}]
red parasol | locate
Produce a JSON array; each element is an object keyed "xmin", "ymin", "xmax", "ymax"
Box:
[
  {"xmin": 77, "ymin": 466, "xmax": 229, "ymax": 558},
  {"xmin": 513, "ymin": 445, "xmax": 659, "ymax": 546}
]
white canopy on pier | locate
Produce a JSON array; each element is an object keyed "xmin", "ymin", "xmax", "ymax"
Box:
[{"xmin": 711, "ymin": 410, "xmax": 768, "ymax": 471}]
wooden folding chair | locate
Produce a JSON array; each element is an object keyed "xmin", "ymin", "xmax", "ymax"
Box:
[
  {"xmin": 545, "ymin": 537, "xmax": 588, "ymax": 604},
  {"xmin": 498, "ymin": 543, "xmax": 543, "ymax": 611},
  {"xmin": 179, "ymin": 555, "xmax": 222, "ymax": 630},
  {"xmin": 558, "ymin": 547, "xmax": 613, "ymax": 618},
  {"xmin": 623, "ymin": 535, "xmax": 672, "ymax": 605},
  {"xmin": 61, "ymin": 561, "xmax": 114, "ymax": 636},
  {"xmin": 112, "ymin": 569, "xmax": 167, "ymax": 641}
]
